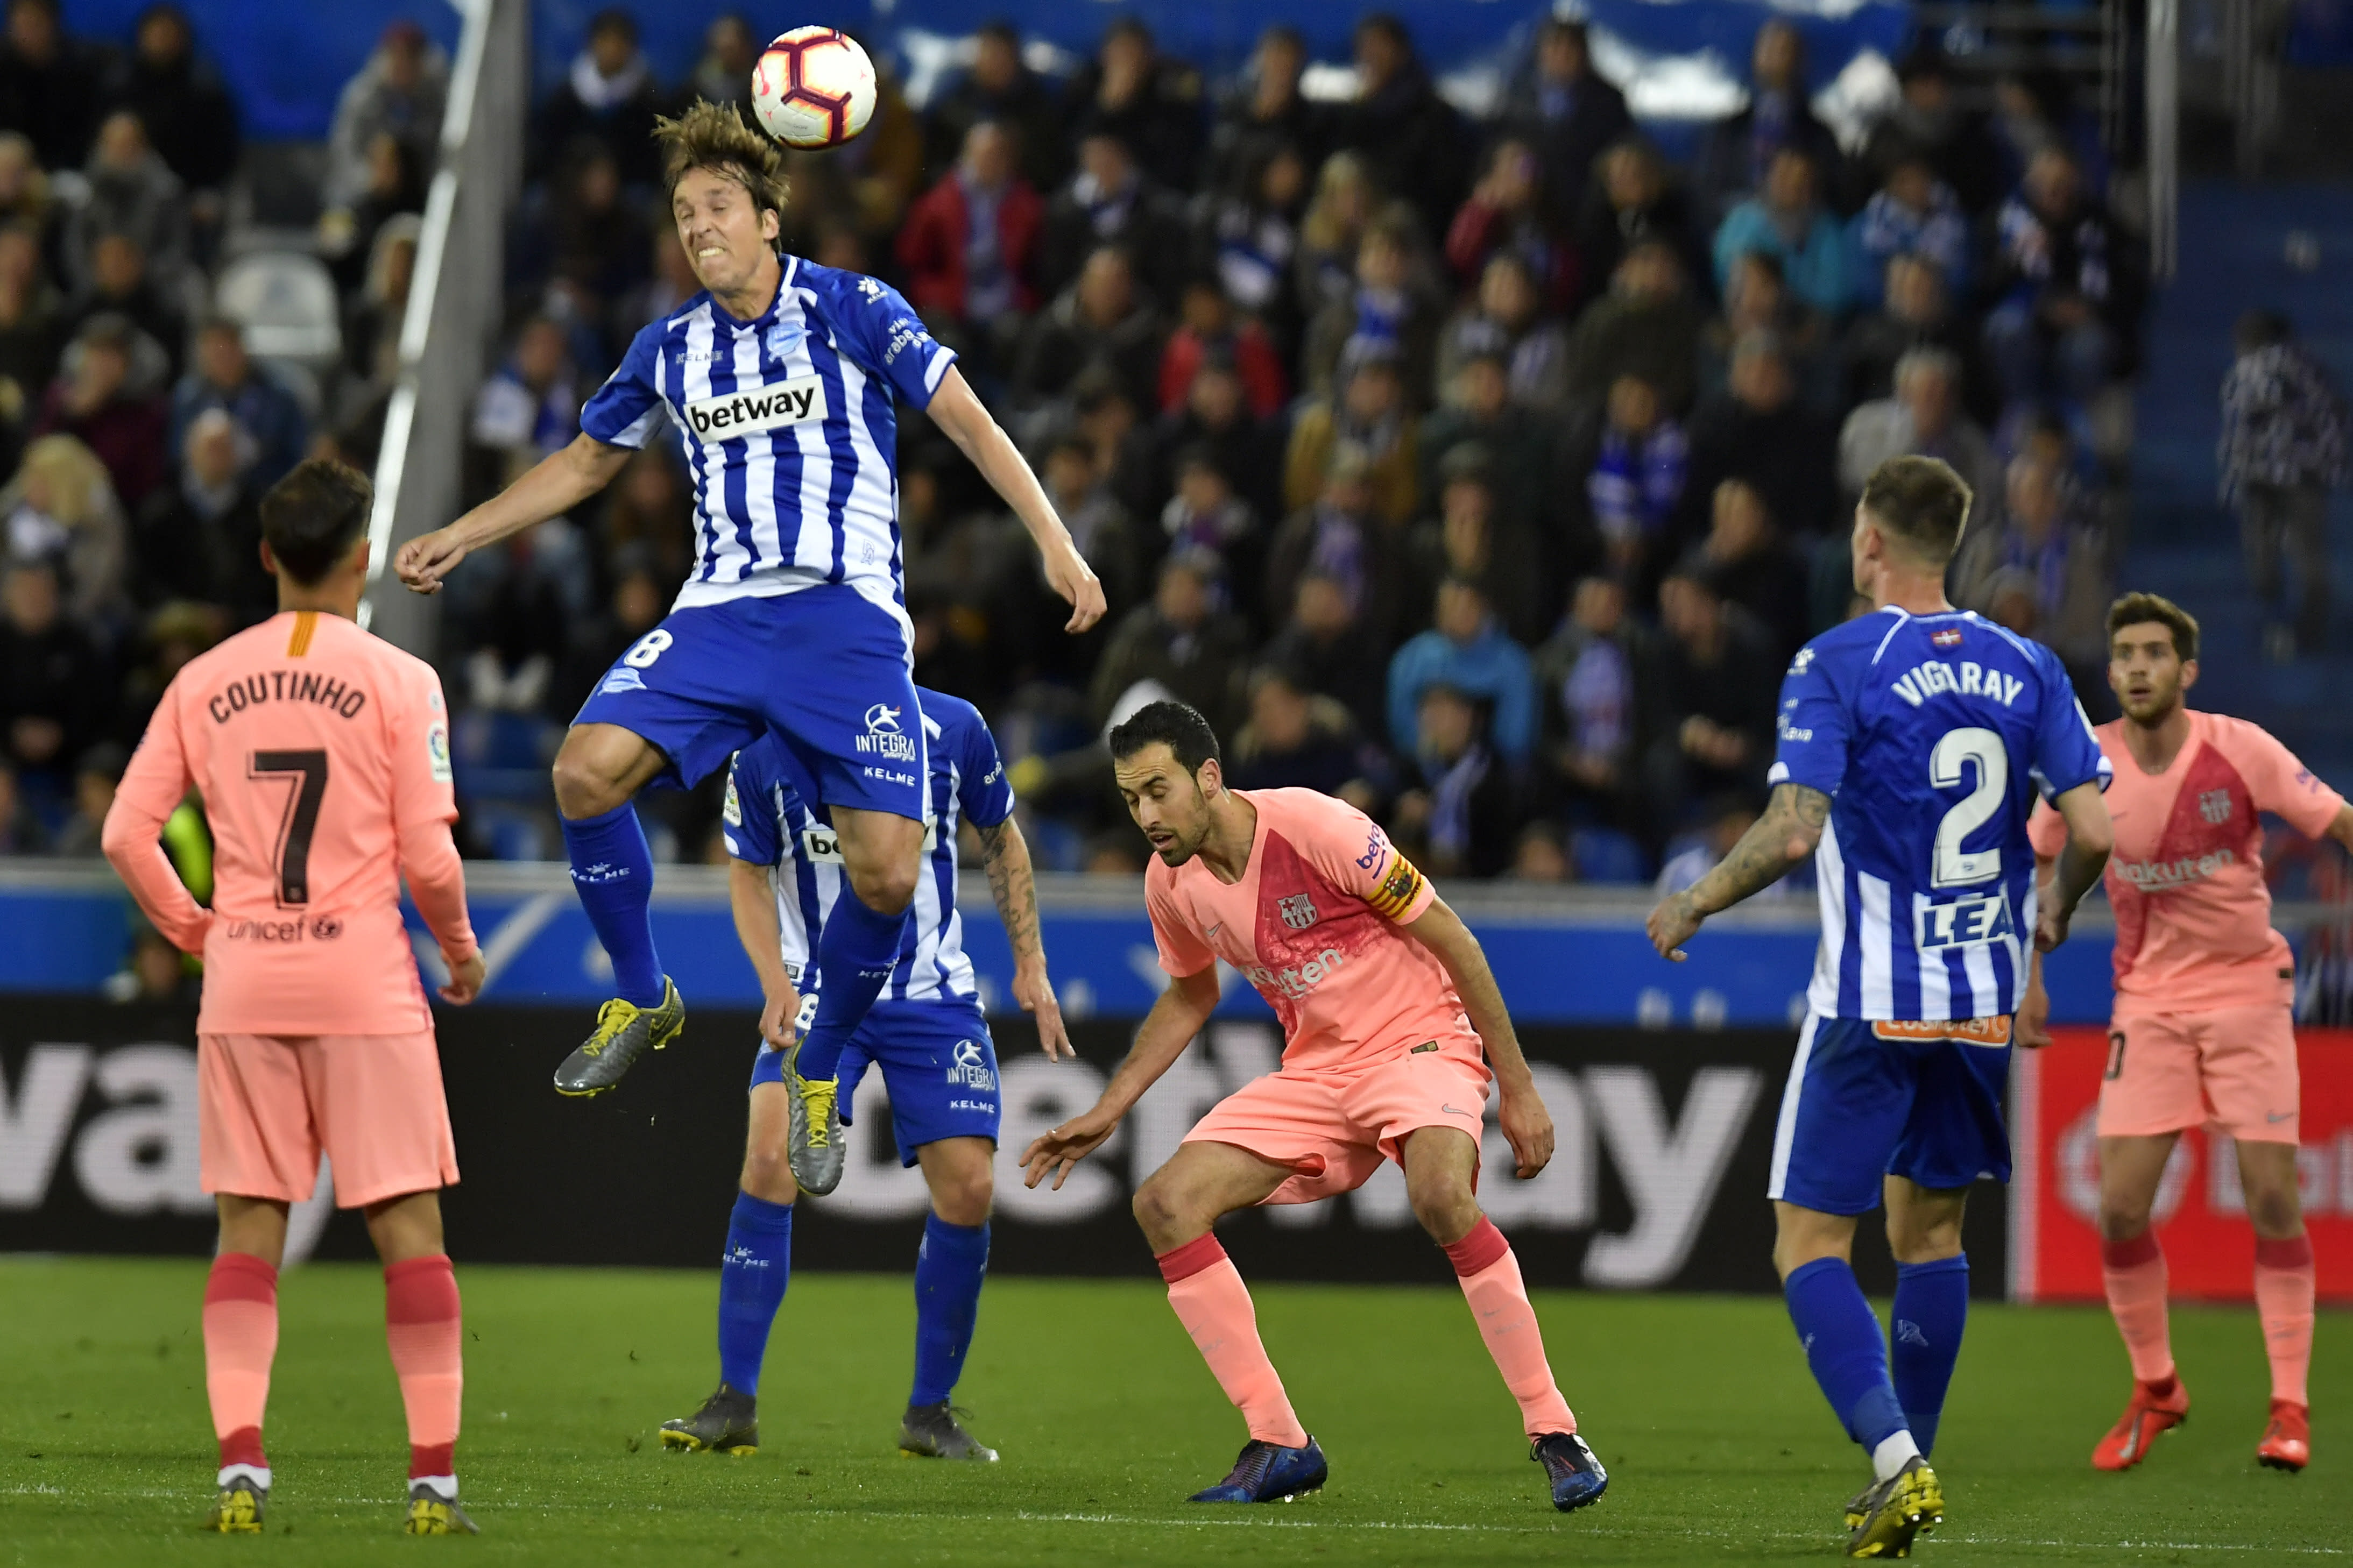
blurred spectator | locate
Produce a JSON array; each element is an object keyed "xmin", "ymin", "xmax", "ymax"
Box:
[
  {"xmin": 1294, "ymin": 151, "xmax": 1389, "ymax": 320},
  {"xmin": 327, "ymin": 20, "xmax": 447, "ymax": 213},
  {"xmin": 171, "ymin": 318, "xmax": 307, "ymax": 488},
  {"xmin": 1013, "ymin": 245, "xmax": 1163, "ymax": 414},
  {"xmin": 1656, "ymin": 794, "xmax": 1797, "ymax": 900},
  {"xmin": 450, "ymin": 516, "xmax": 594, "ymax": 718},
  {"xmin": 898, "ymin": 120, "xmax": 1044, "ymax": 335},
  {"xmin": 63, "ymin": 231, "xmax": 184, "ymax": 379},
  {"xmin": 1390, "ymin": 682, "xmax": 1517, "ymax": 878},
  {"xmin": 1420, "ymin": 349, "xmax": 1553, "ymax": 547},
  {"xmin": 1148, "ymin": 351, "xmax": 1282, "ymax": 524},
  {"xmin": 1565, "ymin": 238, "xmax": 1702, "ymax": 418},
  {"xmin": 1157, "ymin": 446, "xmax": 1258, "ymax": 588},
  {"xmin": 1841, "ymin": 252, "xmax": 1995, "ymax": 422},
  {"xmin": 1838, "ymin": 346, "xmax": 2000, "ymax": 521},
  {"xmin": 1387, "ymin": 576, "xmax": 1532, "ymax": 764},
  {"xmin": 1850, "ymin": 158, "xmax": 1968, "ymax": 306},
  {"xmin": 0, "ymin": 129, "xmax": 48, "ymax": 241},
  {"xmin": 1694, "ymin": 17, "xmax": 1841, "ymax": 223},
  {"xmin": 1535, "ymin": 575, "xmax": 1648, "ymax": 825},
  {"xmin": 533, "ymin": 8, "xmax": 664, "ymax": 187},
  {"xmin": 1503, "ymin": 18, "xmax": 1632, "ymax": 225},
  {"xmin": 1712, "ymin": 147, "xmax": 1855, "ymax": 318},
  {"xmin": 0, "ymin": 756, "xmax": 37, "ymax": 850},
  {"xmin": 1064, "ymin": 17, "xmax": 1202, "ymax": 196},
  {"xmin": 1266, "ymin": 449, "xmax": 1402, "ymax": 646},
  {"xmin": 1989, "ymin": 71, "xmax": 2109, "ymax": 205},
  {"xmin": 1301, "ymin": 214, "xmax": 1438, "ymax": 402},
  {"xmin": 1284, "ymin": 338, "xmax": 1419, "ymax": 528},
  {"xmin": 108, "ymin": 5, "xmax": 239, "ymax": 201},
  {"xmin": 36, "ymin": 316, "xmax": 168, "ymax": 514},
  {"xmin": 1583, "ymin": 372, "xmax": 1687, "ymax": 581},
  {"xmin": 1158, "ymin": 275, "xmax": 1284, "ymax": 418},
  {"xmin": 1644, "ymin": 562, "xmax": 1779, "ymax": 826},
  {"xmin": 1857, "ymin": 47, "xmax": 2003, "ymax": 215},
  {"xmin": 1445, "ymin": 136, "xmax": 1576, "ymax": 310},
  {"xmin": 1509, "ymin": 821, "xmax": 1573, "ymax": 883},
  {"xmin": 560, "ymin": 545, "xmax": 668, "ymax": 716},
  {"xmin": 321, "ymin": 129, "xmax": 426, "ymax": 294},
  {"xmin": 673, "ymin": 13, "xmax": 757, "ymax": 113},
  {"xmin": 0, "ymin": 555, "xmax": 109, "ymax": 784},
  {"xmin": 133, "ymin": 406, "xmax": 268, "ymax": 623},
  {"xmin": 539, "ymin": 143, "xmax": 647, "ymax": 317},
  {"xmin": 46, "ymin": 738, "xmax": 124, "ymax": 857},
  {"xmin": 1335, "ymin": 15, "xmax": 1472, "ymax": 240},
  {"xmin": 1984, "ymin": 147, "xmax": 2137, "ymax": 409},
  {"xmin": 1407, "ymin": 450, "xmax": 1545, "ymax": 645},
  {"xmin": 595, "ymin": 446, "xmax": 695, "ymax": 590},
  {"xmin": 0, "ymin": 0, "xmax": 103, "ymax": 171},
  {"xmin": 1040, "ymin": 433, "xmax": 1144, "ymax": 622},
  {"xmin": 1686, "ymin": 477, "xmax": 1810, "ymax": 660},
  {"xmin": 1193, "ymin": 139, "xmax": 1308, "ymax": 344},
  {"xmin": 1039, "ymin": 130, "xmax": 1188, "ymax": 304},
  {"xmin": 0, "ymin": 215, "xmax": 59, "ymax": 399},
  {"xmin": 1089, "ymin": 550, "xmax": 1250, "ymax": 735},
  {"xmin": 470, "ymin": 317, "xmax": 580, "ymax": 478},
  {"xmin": 1951, "ymin": 455, "xmax": 2111, "ymax": 670},
  {"xmin": 1700, "ymin": 249, "xmax": 1827, "ymax": 409},
  {"xmin": 1435, "ymin": 250, "xmax": 1569, "ymax": 414},
  {"xmin": 1680, "ymin": 330, "xmax": 1836, "ymax": 544},
  {"xmin": 924, "ymin": 20, "xmax": 1067, "ymax": 194},
  {"xmin": 1206, "ymin": 26, "xmax": 1330, "ymax": 199},
  {"xmin": 66, "ymin": 111, "xmax": 191, "ymax": 297},
  {"xmin": 1227, "ymin": 664, "xmax": 1379, "ymax": 810},
  {"xmin": 2, "ymin": 430, "xmax": 126, "ymax": 622},
  {"xmin": 1260, "ymin": 567, "xmax": 1389, "ymax": 740},
  {"xmin": 2220, "ymin": 309, "xmax": 2349, "ymax": 655},
  {"xmin": 343, "ymin": 213, "xmax": 420, "ymax": 392},
  {"xmin": 1572, "ymin": 137, "xmax": 1705, "ymax": 313}
]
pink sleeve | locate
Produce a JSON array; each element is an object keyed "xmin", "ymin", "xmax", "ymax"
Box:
[
  {"xmin": 100, "ymin": 687, "xmax": 211, "ymax": 954},
  {"xmin": 388, "ymin": 663, "xmax": 476, "ymax": 961},
  {"xmin": 2237, "ymin": 722, "xmax": 2345, "ymax": 839},
  {"xmin": 2025, "ymin": 797, "xmax": 2067, "ymax": 859},
  {"xmin": 1290, "ymin": 794, "xmax": 1435, "ymax": 924},
  {"xmin": 1145, "ymin": 872, "xmax": 1216, "ymax": 979}
]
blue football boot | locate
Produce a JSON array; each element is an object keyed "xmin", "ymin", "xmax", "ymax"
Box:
[
  {"xmin": 1532, "ymin": 1431, "xmax": 1609, "ymax": 1512},
  {"xmin": 1189, "ymin": 1437, "xmax": 1327, "ymax": 1503}
]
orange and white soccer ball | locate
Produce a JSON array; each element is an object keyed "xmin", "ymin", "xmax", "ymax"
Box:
[{"xmin": 750, "ymin": 27, "xmax": 876, "ymax": 150}]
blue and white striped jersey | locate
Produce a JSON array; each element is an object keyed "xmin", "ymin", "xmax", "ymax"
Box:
[
  {"xmin": 1770, "ymin": 608, "xmax": 2110, "ymax": 1021},
  {"xmin": 579, "ymin": 257, "xmax": 957, "ymax": 615},
  {"xmin": 720, "ymin": 688, "xmax": 1013, "ymax": 1005}
]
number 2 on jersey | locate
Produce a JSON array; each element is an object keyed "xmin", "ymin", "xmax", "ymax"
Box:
[
  {"xmin": 250, "ymin": 749, "xmax": 328, "ymax": 905},
  {"xmin": 1929, "ymin": 727, "xmax": 2006, "ymax": 888}
]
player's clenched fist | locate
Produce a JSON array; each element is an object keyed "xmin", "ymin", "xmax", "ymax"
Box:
[
  {"xmin": 1020, "ymin": 1106, "xmax": 1119, "ymax": 1190},
  {"xmin": 1496, "ymin": 1082, "xmax": 1555, "ymax": 1180},
  {"xmin": 394, "ymin": 526, "xmax": 469, "ymax": 595}
]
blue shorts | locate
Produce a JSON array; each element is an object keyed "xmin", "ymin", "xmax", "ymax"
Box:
[
  {"xmin": 1768, "ymin": 1012, "xmax": 2014, "ymax": 1216},
  {"xmin": 749, "ymin": 999, "xmax": 1000, "ymax": 1167},
  {"xmin": 573, "ymin": 586, "xmax": 924, "ymax": 817}
]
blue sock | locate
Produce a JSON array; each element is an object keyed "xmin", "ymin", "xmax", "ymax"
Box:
[
  {"xmin": 792, "ymin": 891, "xmax": 909, "ymax": 1082},
  {"xmin": 909, "ymin": 1215, "xmax": 989, "ymax": 1408},
  {"xmin": 1890, "ymin": 1255, "xmax": 1969, "ymax": 1457},
  {"xmin": 1785, "ymin": 1257, "xmax": 1909, "ymax": 1451},
  {"xmin": 716, "ymin": 1191, "xmax": 793, "ymax": 1394},
  {"xmin": 559, "ymin": 803, "xmax": 665, "ymax": 1006}
]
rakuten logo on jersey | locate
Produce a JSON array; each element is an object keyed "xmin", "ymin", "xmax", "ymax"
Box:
[
  {"xmin": 2117, "ymin": 848, "xmax": 2237, "ymax": 890},
  {"xmin": 1244, "ymin": 947, "xmax": 1347, "ymax": 999},
  {"xmin": 682, "ymin": 375, "xmax": 827, "ymax": 441}
]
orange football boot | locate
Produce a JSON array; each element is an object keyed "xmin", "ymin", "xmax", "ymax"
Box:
[
  {"xmin": 2092, "ymin": 1377, "xmax": 2190, "ymax": 1471},
  {"xmin": 2257, "ymin": 1399, "xmax": 2309, "ymax": 1472}
]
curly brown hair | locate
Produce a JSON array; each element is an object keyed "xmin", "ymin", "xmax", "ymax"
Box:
[
  {"xmin": 653, "ymin": 99, "xmax": 789, "ymax": 225},
  {"xmin": 2107, "ymin": 591, "xmax": 2200, "ymax": 662}
]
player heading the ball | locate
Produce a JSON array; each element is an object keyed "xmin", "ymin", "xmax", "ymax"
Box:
[
  {"xmin": 395, "ymin": 102, "xmax": 1103, "ymax": 1184},
  {"xmin": 1021, "ymin": 700, "xmax": 1608, "ymax": 1514}
]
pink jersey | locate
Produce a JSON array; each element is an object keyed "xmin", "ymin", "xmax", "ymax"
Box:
[
  {"xmin": 1144, "ymin": 788, "xmax": 1476, "ymax": 1073},
  {"xmin": 102, "ymin": 609, "xmax": 476, "ymax": 1035},
  {"xmin": 2028, "ymin": 709, "xmax": 2342, "ymax": 1013}
]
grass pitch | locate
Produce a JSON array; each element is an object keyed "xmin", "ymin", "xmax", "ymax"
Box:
[{"xmin": 0, "ymin": 1257, "xmax": 2340, "ymax": 1565}]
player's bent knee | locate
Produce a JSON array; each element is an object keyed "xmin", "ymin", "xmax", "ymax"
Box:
[
  {"xmin": 933, "ymin": 1172, "xmax": 993, "ymax": 1228},
  {"xmin": 846, "ymin": 863, "xmax": 919, "ymax": 916},
  {"xmin": 1406, "ymin": 1175, "xmax": 1479, "ymax": 1244},
  {"xmin": 2096, "ymin": 1201, "xmax": 2153, "ymax": 1242},
  {"xmin": 551, "ymin": 749, "xmax": 628, "ymax": 819},
  {"xmin": 2246, "ymin": 1186, "xmax": 2302, "ymax": 1238},
  {"xmin": 740, "ymin": 1147, "xmax": 799, "ymax": 1205},
  {"xmin": 1130, "ymin": 1176, "xmax": 1198, "ymax": 1247}
]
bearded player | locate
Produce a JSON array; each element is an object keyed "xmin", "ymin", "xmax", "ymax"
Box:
[
  {"xmin": 1646, "ymin": 456, "xmax": 2115, "ymax": 1558},
  {"xmin": 2024, "ymin": 593, "xmax": 2344, "ymax": 1473},
  {"xmin": 1020, "ymin": 700, "xmax": 1606, "ymax": 1513},
  {"xmin": 103, "ymin": 460, "xmax": 487, "ymax": 1534},
  {"xmin": 394, "ymin": 102, "xmax": 1101, "ymax": 1193}
]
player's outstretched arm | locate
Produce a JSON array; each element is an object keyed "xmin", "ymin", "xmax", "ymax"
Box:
[
  {"xmin": 1402, "ymin": 897, "xmax": 1554, "ymax": 1179},
  {"xmin": 1020, "ymin": 964, "xmax": 1217, "ymax": 1190},
  {"xmin": 925, "ymin": 368, "xmax": 1105, "ymax": 633},
  {"xmin": 1647, "ymin": 782, "xmax": 1829, "ymax": 960},
  {"xmin": 395, "ymin": 434, "xmax": 632, "ymax": 595},
  {"xmin": 2034, "ymin": 779, "xmax": 2114, "ymax": 953},
  {"xmin": 726, "ymin": 855, "xmax": 800, "ymax": 1051},
  {"xmin": 976, "ymin": 815, "xmax": 1071, "ymax": 1060}
]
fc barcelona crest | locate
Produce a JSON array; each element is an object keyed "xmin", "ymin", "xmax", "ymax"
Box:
[
  {"xmin": 1277, "ymin": 893, "xmax": 1319, "ymax": 930},
  {"xmin": 2199, "ymin": 789, "xmax": 2232, "ymax": 824}
]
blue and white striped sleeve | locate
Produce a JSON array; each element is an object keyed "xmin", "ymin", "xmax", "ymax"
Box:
[
  {"xmin": 578, "ymin": 319, "xmax": 669, "ymax": 450},
  {"xmin": 1767, "ymin": 641, "xmax": 1849, "ymax": 797},
  {"xmin": 721, "ymin": 747, "xmax": 781, "ymax": 867},
  {"xmin": 832, "ymin": 272, "xmax": 957, "ymax": 409},
  {"xmin": 956, "ymin": 711, "xmax": 1015, "ymax": 830}
]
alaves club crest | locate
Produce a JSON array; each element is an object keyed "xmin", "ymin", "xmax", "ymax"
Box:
[{"xmin": 1277, "ymin": 893, "xmax": 1319, "ymax": 930}]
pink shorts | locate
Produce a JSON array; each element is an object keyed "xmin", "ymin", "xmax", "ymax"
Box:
[
  {"xmin": 1182, "ymin": 1046, "xmax": 1493, "ymax": 1204},
  {"xmin": 199, "ymin": 1031, "xmax": 459, "ymax": 1209},
  {"xmin": 2100, "ymin": 1004, "xmax": 2300, "ymax": 1143}
]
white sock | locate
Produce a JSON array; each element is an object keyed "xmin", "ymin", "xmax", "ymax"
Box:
[
  {"xmin": 1871, "ymin": 1430, "xmax": 1923, "ymax": 1482},
  {"xmin": 217, "ymin": 1464, "xmax": 271, "ymax": 1492},
  {"xmin": 411, "ymin": 1473, "xmax": 458, "ymax": 1499}
]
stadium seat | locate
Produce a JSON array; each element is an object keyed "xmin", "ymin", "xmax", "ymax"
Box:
[
  {"xmin": 1570, "ymin": 827, "xmax": 1650, "ymax": 885},
  {"xmin": 214, "ymin": 251, "xmax": 343, "ymax": 371}
]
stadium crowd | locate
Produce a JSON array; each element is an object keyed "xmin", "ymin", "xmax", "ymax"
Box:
[{"xmin": 0, "ymin": 3, "xmax": 2149, "ymax": 895}]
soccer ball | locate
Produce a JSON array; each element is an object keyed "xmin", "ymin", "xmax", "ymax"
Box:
[{"xmin": 750, "ymin": 27, "xmax": 876, "ymax": 150}]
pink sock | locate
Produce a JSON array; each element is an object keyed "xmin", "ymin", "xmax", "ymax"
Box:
[
  {"xmin": 1445, "ymin": 1218, "xmax": 1576, "ymax": 1438},
  {"xmin": 203, "ymin": 1253, "xmax": 278, "ymax": 1471},
  {"xmin": 1156, "ymin": 1235, "xmax": 1309, "ymax": 1449},
  {"xmin": 2254, "ymin": 1234, "xmax": 2315, "ymax": 1408},
  {"xmin": 385, "ymin": 1255, "xmax": 463, "ymax": 1479},
  {"xmin": 2101, "ymin": 1232, "xmax": 2176, "ymax": 1387}
]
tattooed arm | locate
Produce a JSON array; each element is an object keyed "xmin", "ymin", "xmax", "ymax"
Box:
[
  {"xmin": 1644, "ymin": 782, "xmax": 1832, "ymax": 961},
  {"xmin": 975, "ymin": 814, "xmax": 1072, "ymax": 1058}
]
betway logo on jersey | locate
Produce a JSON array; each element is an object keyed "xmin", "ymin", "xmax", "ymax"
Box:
[
  {"xmin": 1245, "ymin": 947, "xmax": 1347, "ymax": 1000},
  {"xmin": 2117, "ymin": 847, "xmax": 2237, "ymax": 891},
  {"xmin": 681, "ymin": 375, "xmax": 826, "ymax": 442},
  {"xmin": 1891, "ymin": 659, "xmax": 2025, "ymax": 708}
]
